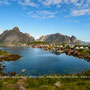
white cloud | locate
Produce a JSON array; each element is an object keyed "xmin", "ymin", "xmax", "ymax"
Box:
[
  {"xmin": 0, "ymin": 30, "xmax": 3, "ymax": 34},
  {"xmin": 53, "ymin": 0, "xmax": 62, "ymax": 4},
  {"xmin": 17, "ymin": 0, "xmax": 38, "ymax": 7},
  {"xmin": 0, "ymin": 0, "xmax": 90, "ymax": 17},
  {"xmin": 0, "ymin": 0, "xmax": 9, "ymax": 5},
  {"xmin": 86, "ymin": 23, "xmax": 90, "ymax": 26},
  {"xmin": 38, "ymin": 0, "xmax": 90, "ymax": 9},
  {"xmin": 27, "ymin": 10, "xmax": 57, "ymax": 19},
  {"xmin": 71, "ymin": 9, "xmax": 90, "ymax": 16},
  {"xmin": 1, "ymin": 0, "xmax": 90, "ymax": 10},
  {"xmin": 39, "ymin": 0, "xmax": 62, "ymax": 6},
  {"xmin": 70, "ymin": 0, "xmax": 79, "ymax": 3},
  {"xmin": 66, "ymin": 19, "xmax": 79, "ymax": 23},
  {"xmin": 0, "ymin": 0, "xmax": 90, "ymax": 9},
  {"xmin": 12, "ymin": 0, "xmax": 16, "ymax": 1}
]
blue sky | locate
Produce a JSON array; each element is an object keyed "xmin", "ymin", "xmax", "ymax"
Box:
[{"xmin": 0, "ymin": 0, "xmax": 90, "ymax": 41}]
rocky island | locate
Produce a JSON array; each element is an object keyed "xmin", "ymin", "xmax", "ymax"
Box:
[
  {"xmin": 0, "ymin": 49, "xmax": 21, "ymax": 62},
  {"xmin": 0, "ymin": 49, "xmax": 21, "ymax": 76}
]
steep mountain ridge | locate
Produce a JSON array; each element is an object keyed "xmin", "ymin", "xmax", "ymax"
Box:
[
  {"xmin": 0, "ymin": 27, "xmax": 35, "ymax": 43},
  {"xmin": 38, "ymin": 33, "xmax": 78, "ymax": 44}
]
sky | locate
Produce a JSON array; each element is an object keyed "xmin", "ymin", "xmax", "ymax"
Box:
[{"xmin": 0, "ymin": 0, "xmax": 90, "ymax": 42}]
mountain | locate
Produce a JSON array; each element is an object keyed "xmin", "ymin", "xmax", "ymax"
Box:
[
  {"xmin": 0, "ymin": 27, "xmax": 35, "ymax": 43},
  {"xmin": 78, "ymin": 40, "xmax": 90, "ymax": 45},
  {"xmin": 38, "ymin": 33, "xmax": 78, "ymax": 44},
  {"xmin": 87, "ymin": 42, "xmax": 90, "ymax": 44}
]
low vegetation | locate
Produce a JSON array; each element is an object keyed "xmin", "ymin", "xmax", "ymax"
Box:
[
  {"xmin": 0, "ymin": 50, "xmax": 10, "ymax": 56},
  {"xmin": 0, "ymin": 50, "xmax": 21, "ymax": 62},
  {"xmin": 27, "ymin": 41, "xmax": 47, "ymax": 45},
  {"xmin": 0, "ymin": 70, "xmax": 90, "ymax": 90},
  {"xmin": 78, "ymin": 49, "xmax": 90, "ymax": 56}
]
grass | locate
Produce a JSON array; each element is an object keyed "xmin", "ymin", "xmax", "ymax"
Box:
[
  {"xmin": 0, "ymin": 50, "xmax": 10, "ymax": 56},
  {"xmin": 78, "ymin": 49, "xmax": 90, "ymax": 56},
  {"xmin": 0, "ymin": 49, "xmax": 21, "ymax": 62},
  {"xmin": 0, "ymin": 77, "xmax": 90, "ymax": 90},
  {"xmin": 27, "ymin": 41, "xmax": 47, "ymax": 45},
  {"xmin": 0, "ymin": 70, "xmax": 90, "ymax": 90}
]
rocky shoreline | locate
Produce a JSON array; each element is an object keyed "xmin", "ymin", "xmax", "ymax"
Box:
[
  {"xmin": 2, "ymin": 43, "xmax": 90, "ymax": 61},
  {"xmin": 0, "ymin": 54, "xmax": 21, "ymax": 62},
  {"xmin": 0, "ymin": 43, "xmax": 90, "ymax": 76},
  {"xmin": 27, "ymin": 44, "xmax": 90, "ymax": 61},
  {"xmin": 0, "ymin": 49, "xmax": 21, "ymax": 76}
]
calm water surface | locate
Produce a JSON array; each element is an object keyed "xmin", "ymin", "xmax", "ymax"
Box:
[{"xmin": 0, "ymin": 47, "xmax": 90, "ymax": 76}]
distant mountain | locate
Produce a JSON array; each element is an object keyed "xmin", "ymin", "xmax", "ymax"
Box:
[
  {"xmin": 38, "ymin": 33, "xmax": 78, "ymax": 44},
  {"xmin": 1, "ymin": 27, "xmax": 88, "ymax": 45},
  {"xmin": 87, "ymin": 42, "xmax": 90, "ymax": 44},
  {"xmin": 0, "ymin": 27, "xmax": 35, "ymax": 43},
  {"xmin": 78, "ymin": 40, "xmax": 90, "ymax": 45}
]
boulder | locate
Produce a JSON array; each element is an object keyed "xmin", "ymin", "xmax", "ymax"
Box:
[{"xmin": 54, "ymin": 81, "xmax": 61, "ymax": 87}]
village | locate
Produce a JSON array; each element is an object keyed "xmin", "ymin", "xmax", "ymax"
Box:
[{"xmin": 5, "ymin": 42, "xmax": 90, "ymax": 61}]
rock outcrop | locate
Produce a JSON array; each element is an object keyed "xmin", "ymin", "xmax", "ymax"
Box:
[{"xmin": 70, "ymin": 35, "xmax": 77, "ymax": 43}]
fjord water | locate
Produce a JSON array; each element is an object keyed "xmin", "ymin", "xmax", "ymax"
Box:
[{"xmin": 1, "ymin": 47, "xmax": 90, "ymax": 76}]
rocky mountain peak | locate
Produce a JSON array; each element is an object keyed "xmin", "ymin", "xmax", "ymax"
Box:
[
  {"xmin": 11, "ymin": 27, "xmax": 20, "ymax": 32},
  {"xmin": 71, "ymin": 35, "xmax": 77, "ymax": 43},
  {"xmin": 0, "ymin": 27, "xmax": 35, "ymax": 43},
  {"xmin": 39, "ymin": 33, "xmax": 78, "ymax": 44}
]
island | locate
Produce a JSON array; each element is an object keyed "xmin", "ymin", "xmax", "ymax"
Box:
[
  {"xmin": 0, "ymin": 49, "xmax": 21, "ymax": 62},
  {"xmin": 0, "ymin": 49, "xmax": 21, "ymax": 76}
]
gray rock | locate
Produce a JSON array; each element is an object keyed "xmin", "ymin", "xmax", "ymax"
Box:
[
  {"xmin": 54, "ymin": 81, "xmax": 61, "ymax": 87},
  {"xmin": 19, "ymin": 86, "xmax": 26, "ymax": 90}
]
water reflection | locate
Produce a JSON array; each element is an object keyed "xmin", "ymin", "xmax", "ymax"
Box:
[{"xmin": 0, "ymin": 47, "xmax": 90, "ymax": 76}]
